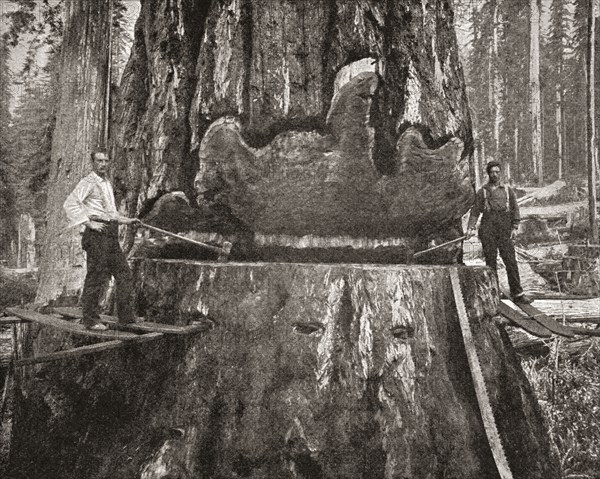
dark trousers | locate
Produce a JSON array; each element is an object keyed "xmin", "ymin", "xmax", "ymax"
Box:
[
  {"xmin": 479, "ymin": 212, "xmax": 524, "ymax": 298},
  {"xmin": 81, "ymin": 223, "xmax": 135, "ymax": 325}
]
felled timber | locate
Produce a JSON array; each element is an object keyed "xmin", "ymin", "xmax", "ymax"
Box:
[
  {"xmin": 520, "ymin": 201, "xmax": 587, "ymax": 220},
  {"xmin": 7, "ymin": 261, "xmax": 559, "ymax": 479},
  {"xmin": 516, "ymin": 181, "xmax": 567, "ymax": 206},
  {"xmin": 567, "ymin": 326, "xmax": 600, "ymax": 337},
  {"xmin": 564, "ymin": 316, "xmax": 600, "ymax": 324},
  {"xmin": 531, "ymin": 298, "xmax": 600, "ymax": 321}
]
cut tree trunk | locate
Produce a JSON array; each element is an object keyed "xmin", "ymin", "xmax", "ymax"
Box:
[
  {"xmin": 35, "ymin": 0, "xmax": 112, "ymax": 303},
  {"xmin": 113, "ymin": 0, "xmax": 475, "ymax": 263},
  {"xmin": 7, "ymin": 263, "xmax": 559, "ymax": 479}
]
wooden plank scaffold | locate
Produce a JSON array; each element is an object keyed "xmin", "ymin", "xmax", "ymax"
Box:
[{"xmin": 4, "ymin": 307, "xmax": 211, "ymax": 368}]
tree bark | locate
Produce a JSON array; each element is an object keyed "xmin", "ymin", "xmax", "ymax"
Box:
[
  {"xmin": 35, "ymin": 0, "xmax": 112, "ymax": 303},
  {"xmin": 7, "ymin": 263, "xmax": 560, "ymax": 479},
  {"xmin": 113, "ymin": 0, "xmax": 475, "ymax": 262}
]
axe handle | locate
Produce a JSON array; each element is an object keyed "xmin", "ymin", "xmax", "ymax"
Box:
[
  {"xmin": 413, "ymin": 236, "xmax": 467, "ymax": 258},
  {"xmin": 139, "ymin": 222, "xmax": 226, "ymax": 255}
]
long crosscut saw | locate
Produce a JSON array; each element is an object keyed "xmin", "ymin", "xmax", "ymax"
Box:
[{"xmin": 449, "ymin": 268, "xmax": 514, "ymax": 479}]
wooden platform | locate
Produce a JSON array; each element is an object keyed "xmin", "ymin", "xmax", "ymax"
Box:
[
  {"xmin": 6, "ymin": 308, "xmax": 140, "ymax": 340},
  {"xmin": 52, "ymin": 307, "xmax": 212, "ymax": 335},
  {"xmin": 4, "ymin": 307, "xmax": 169, "ymax": 367}
]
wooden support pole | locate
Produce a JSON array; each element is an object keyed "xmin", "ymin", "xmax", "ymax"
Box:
[{"xmin": 14, "ymin": 332, "xmax": 164, "ymax": 367}]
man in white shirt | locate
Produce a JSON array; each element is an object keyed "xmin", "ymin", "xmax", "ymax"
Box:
[{"xmin": 63, "ymin": 149, "xmax": 139, "ymax": 330}]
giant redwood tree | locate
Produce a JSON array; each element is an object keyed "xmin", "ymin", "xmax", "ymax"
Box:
[
  {"xmin": 11, "ymin": 2, "xmax": 560, "ymax": 478},
  {"xmin": 112, "ymin": 0, "xmax": 475, "ymax": 264}
]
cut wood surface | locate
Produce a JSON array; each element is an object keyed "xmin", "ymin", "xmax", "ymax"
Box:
[
  {"xmin": 53, "ymin": 307, "xmax": 212, "ymax": 335},
  {"xmin": 6, "ymin": 308, "xmax": 140, "ymax": 340},
  {"xmin": 15, "ymin": 333, "xmax": 164, "ymax": 367}
]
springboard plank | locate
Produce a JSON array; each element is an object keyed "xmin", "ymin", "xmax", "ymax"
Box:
[
  {"xmin": 6, "ymin": 308, "xmax": 139, "ymax": 340},
  {"xmin": 15, "ymin": 332, "xmax": 164, "ymax": 367},
  {"xmin": 53, "ymin": 306, "xmax": 211, "ymax": 335}
]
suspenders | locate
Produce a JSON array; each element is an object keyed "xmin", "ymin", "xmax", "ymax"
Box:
[{"xmin": 482, "ymin": 185, "xmax": 510, "ymax": 212}]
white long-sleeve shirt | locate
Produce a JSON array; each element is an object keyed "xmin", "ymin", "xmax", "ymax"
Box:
[{"xmin": 63, "ymin": 172, "xmax": 118, "ymax": 229}]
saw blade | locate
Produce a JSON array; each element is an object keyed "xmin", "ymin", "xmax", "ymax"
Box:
[{"xmin": 450, "ymin": 268, "xmax": 514, "ymax": 479}]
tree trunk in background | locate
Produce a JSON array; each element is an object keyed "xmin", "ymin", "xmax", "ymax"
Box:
[
  {"xmin": 16, "ymin": 214, "xmax": 36, "ymax": 270},
  {"xmin": 35, "ymin": 0, "xmax": 111, "ymax": 303},
  {"xmin": 556, "ymin": 88, "xmax": 563, "ymax": 179},
  {"xmin": 530, "ymin": 0, "xmax": 543, "ymax": 185},
  {"xmin": 587, "ymin": 0, "xmax": 598, "ymax": 242},
  {"xmin": 491, "ymin": 0, "xmax": 502, "ymax": 158},
  {"xmin": 113, "ymin": 0, "xmax": 475, "ymax": 262}
]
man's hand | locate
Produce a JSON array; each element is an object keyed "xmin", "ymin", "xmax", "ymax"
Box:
[
  {"xmin": 465, "ymin": 227, "xmax": 476, "ymax": 240},
  {"xmin": 86, "ymin": 220, "xmax": 106, "ymax": 232},
  {"xmin": 119, "ymin": 216, "xmax": 140, "ymax": 225}
]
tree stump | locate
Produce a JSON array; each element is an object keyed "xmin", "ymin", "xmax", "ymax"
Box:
[{"xmin": 7, "ymin": 262, "xmax": 559, "ymax": 479}]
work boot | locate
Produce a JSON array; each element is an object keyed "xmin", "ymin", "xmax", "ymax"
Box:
[{"xmin": 513, "ymin": 294, "xmax": 533, "ymax": 305}]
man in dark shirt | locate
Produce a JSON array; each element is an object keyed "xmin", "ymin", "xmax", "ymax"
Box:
[{"xmin": 466, "ymin": 161, "xmax": 532, "ymax": 304}]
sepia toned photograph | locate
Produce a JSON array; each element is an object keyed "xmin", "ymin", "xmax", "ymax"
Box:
[{"xmin": 0, "ymin": 0, "xmax": 599, "ymax": 478}]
